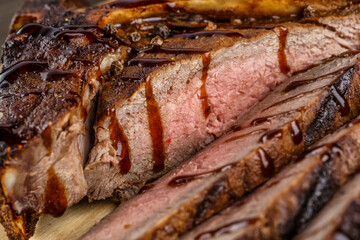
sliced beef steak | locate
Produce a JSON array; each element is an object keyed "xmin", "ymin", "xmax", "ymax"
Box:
[
  {"xmin": 295, "ymin": 173, "xmax": 360, "ymax": 240},
  {"xmin": 85, "ymin": 4, "xmax": 360, "ymax": 201},
  {"xmin": 81, "ymin": 53, "xmax": 360, "ymax": 240},
  {"xmin": 183, "ymin": 116, "xmax": 360, "ymax": 240}
]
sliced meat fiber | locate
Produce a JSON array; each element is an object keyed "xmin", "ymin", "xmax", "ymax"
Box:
[
  {"xmin": 183, "ymin": 116, "xmax": 360, "ymax": 240},
  {"xmin": 295, "ymin": 173, "xmax": 360, "ymax": 240},
  {"xmin": 81, "ymin": 52, "xmax": 360, "ymax": 240},
  {"xmin": 85, "ymin": 6, "xmax": 360, "ymax": 201}
]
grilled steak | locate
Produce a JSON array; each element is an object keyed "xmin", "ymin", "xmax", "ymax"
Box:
[
  {"xmin": 81, "ymin": 52, "xmax": 360, "ymax": 240},
  {"xmin": 85, "ymin": 3, "xmax": 360, "ymax": 202},
  {"xmin": 295, "ymin": 173, "xmax": 360, "ymax": 240},
  {"xmin": 183, "ymin": 116, "xmax": 360, "ymax": 240},
  {"xmin": 2, "ymin": 1, "xmax": 360, "ymax": 239}
]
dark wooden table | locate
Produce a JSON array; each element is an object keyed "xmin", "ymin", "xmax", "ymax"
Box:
[{"xmin": 0, "ymin": 0, "xmax": 24, "ymax": 55}]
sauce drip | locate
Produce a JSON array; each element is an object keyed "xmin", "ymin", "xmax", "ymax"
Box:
[
  {"xmin": 41, "ymin": 126, "xmax": 52, "ymax": 154},
  {"xmin": 104, "ymin": 0, "xmax": 169, "ymax": 9},
  {"xmin": 0, "ymin": 61, "xmax": 48, "ymax": 88},
  {"xmin": 259, "ymin": 129, "xmax": 282, "ymax": 143},
  {"xmin": 195, "ymin": 218, "xmax": 258, "ymax": 240},
  {"xmin": 127, "ymin": 58, "xmax": 174, "ymax": 67},
  {"xmin": 175, "ymin": 30, "xmax": 243, "ymax": 39},
  {"xmin": 330, "ymin": 85, "xmax": 350, "ymax": 117},
  {"xmin": 145, "ymin": 76, "xmax": 165, "ymax": 172},
  {"xmin": 168, "ymin": 163, "xmax": 234, "ymax": 187},
  {"xmin": 15, "ymin": 23, "xmax": 125, "ymax": 47},
  {"xmin": 290, "ymin": 120, "xmax": 302, "ymax": 145},
  {"xmin": 257, "ymin": 147, "xmax": 275, "ymax": 178},
  {"xmin": 200, "ymin": 53, "xmax": 211, "ymax": 118},
  {"xmin": 278, "ymin": 26, "xmax": 290, "ymax": 74},
  {"xmin": 40, "ymin": 69, "xmax": 74, "ymax": 81},
  {"xmin": 109, "ymin": 111, "xmax": 131, "ymax": 174},
  {"xmin": 44, "ymin": 167, "xmax": 68, "ymax": 216}
]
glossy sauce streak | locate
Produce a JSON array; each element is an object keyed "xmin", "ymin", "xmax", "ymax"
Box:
[
  {"xmin": 259, "ymin": 129, "xmax": 282, "ymax": 143},
  {"xmin": 257, "ymin": 147, "xmax": 275, "ymax": 178},
  {"xmin": 250, "ymin": 108, "xmax": 301, "ymax": 126},
  {"xmin": 290, "ymin": 120, "xmax": 302, "ymax": 145},
  {"xmin": 168, "ymin": 163, "xmax": 234, "ymax": 187},
  {"xmin": 44, "ymin": 167, "xmax": 68, "ymax": 216},
  {"xmin": 127, "ymin": 58, "xmax": 174, "ymax": 67},
  {"xmin": 109, "ymin": 111, "xmax": 131, "ymax": 174},
  {"xmin": 40, "ymin": 69, "xmax": 74, "ymax": 81},
  {"xmin": 104, "ymin": 0, "xmax": 169, "ymax": 8},
  {"xmin": 145, "ymin": 77, "xmax": 165, "ymax": 172},
  {"xmin": 15, "ymin": 23, "xmax": 124, "ymax": 48},
  {"xmin": 330, "ymin": 85, "xmax": 350, "ymax": 117},
  {"xmin": 200, "ymin": 53, "xmax": 211, "ymax": 118},
  {"xmin": 175, "ymin": 30, "xmax": 243, "ymax": 39},
  {"xmin": 0, "ymin": 61, "xmax": 48, "ymax": 88},
  {"xmin": 41, "ymin": 126, "xmax": 52, "ymax": 154},
  {"xmin": 278, "ymin": 26, "xmax": 290, "ymax": 74},
  {"xmin": 195, "ymin": 218, "xmax": 258, "ymax": 240}
]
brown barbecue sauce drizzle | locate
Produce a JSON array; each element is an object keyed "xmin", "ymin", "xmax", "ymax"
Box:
[
  {"xmin": 139, "ymin": 183, "xmax": 155, "ymax": 194},
  {"xmin": 0, "ymin": 61, "xmax": 48, "ymax": 88},
  {"xmin": 168, "ymin": 162, "xmax": 234, "ymax": 187},
  {"xmin": 104, "ymin": 0, "xmax": 169, "ymax": 9},
  {"xmin": 134, "ymin": 45, "xmax": 208, "ymax": 54},
  {"xmin": 224, "ymin": 128, "xmax": 268, "ymax": 143},
  {"xmin": 259, "ymin": 129, "xmax": 283, "ymax": 143},
  {"xmin": 257, "ymin": 147, "xmax": 275, "ymax": 178},
  {"xmin": 330, "ymin": 85, "xmax": 350, "ymax": 117},
  {"xmin": 200, "ymin": 53, "xmax": 212, "ymax": 118},
  {"xmin": 290, "ymin": 120, "xmax": 303, "ymax": 145},
  {"xmin": 278, "ymin": 26, "xmax": 290, "ymax": 74},
  {"xmin": 109, "ymin": 110, "xmax": 131, "ymax": 174},
  {"xmin": 195, "ymin": 218, "xmax": 259, "ymax": 240},
  {"xmin": 0, "ymin": 60, "xmax": 75, "ymax": 89},
  {"xmin": 44, "ymin": 167, "xmax": 68, "ymax": 216},
  {"xmin": 145, "ymin": 76, "xmax": 166, "ymax": 172}
]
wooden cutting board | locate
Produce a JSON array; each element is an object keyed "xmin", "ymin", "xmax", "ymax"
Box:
[{"xmin": 0, "ymin": 200, "xmax": 117, "ymax": 240}]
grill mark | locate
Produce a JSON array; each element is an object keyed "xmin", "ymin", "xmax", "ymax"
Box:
[
  {"xmin": 44, "ymin": 167, "xmax": 68, "ymax": 217},
  {"xmin": 250, "ymin": 108, "xmax": 301, "ymax": 126},
  {"xmin": 127, "ymin": 58, "xmax": 174, "ymax": 67},
  {"xmin": 109, "ymin": 110, "xmax": 131, "ymax": 175},
  {"xmin": 200, "ymin": 53, "xmax": 212, "ymax": 118},
  {"xmin": 278, "ymin": 26, "xmax": 290, "ymax": 74},
  {"xmin": 145, "ymin": 76, "xmax": 165, "ymax": 172}
]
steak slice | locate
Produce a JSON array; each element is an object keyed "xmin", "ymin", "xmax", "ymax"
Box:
[
  {"xmin": 81, "ymin": 52, "xmax": 360, "ymax": 240},
  {"xmin": 295, "ymin": 173, "xmax": 360, "ymax": 240},
  {"xmin": 183, "ymin": 116, "xmax": 360, "ymax": 240},
  {"xmin": 85, "ymin": 4, "xmax": 360, "ymax": 201}
]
